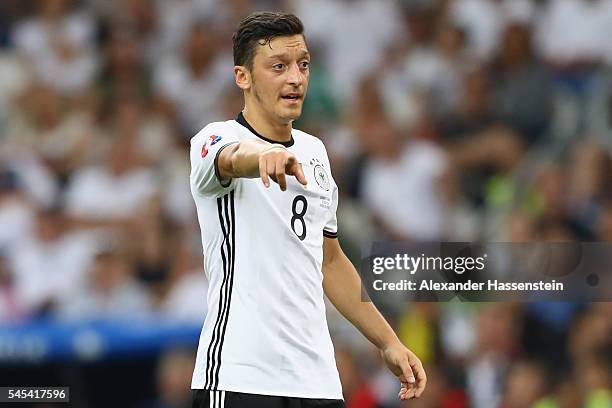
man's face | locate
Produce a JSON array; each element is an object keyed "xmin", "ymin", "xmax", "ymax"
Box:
[{"xmin": 243, "ymin": 34, "xmax": 310, "ymax": 123}]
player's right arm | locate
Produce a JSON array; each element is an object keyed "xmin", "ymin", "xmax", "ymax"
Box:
[
  {"xmin": 191, "ymin": 125, "xmax": 307, "ymax": 197},
  {"xmin": 217, "ymin": 140, "xmax": 307, "ymax": 191}
]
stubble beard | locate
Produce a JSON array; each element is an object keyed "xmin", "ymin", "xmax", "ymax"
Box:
[
  {"xmin": 250, "ymin": 76, "xmax": 302, "ymax": 123},
  {"xmin": 251, "ymin": 76, "xmax": 265, "ymax": 106},
  {"xmin": 252, "ymin": 80, "xmax": 291, "ymax": 123}
]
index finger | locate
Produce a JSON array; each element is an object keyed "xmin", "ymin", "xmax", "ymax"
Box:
[
  {"xmin": 290, "ymin": 161, "xmax": 308, "ymax": 186},
  {"xmin": 410, "ymin": 358, "xmax": 427, "ymax": 397}
]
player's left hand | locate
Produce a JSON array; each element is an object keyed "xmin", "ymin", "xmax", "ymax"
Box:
[{"xmin": 380, "ymin": 342, "xmax": 427, "ymax": 400}]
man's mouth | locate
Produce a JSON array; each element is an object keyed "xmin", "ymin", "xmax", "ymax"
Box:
[{"xmin": 281, "ymin": 93, "xmax": 302, "ymax": 101}]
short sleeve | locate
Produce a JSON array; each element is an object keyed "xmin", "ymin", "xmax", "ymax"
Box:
[
  {"xmin": 321, "ymin": 142, "xmax": 339, "ymax": 238},
  {"xmin": 323, "ymin": 180, "xmax": 339, "ymax": 238},
  {"xmin": 190, "ymin": 124, "xmax": 239, "ymax": 197}
]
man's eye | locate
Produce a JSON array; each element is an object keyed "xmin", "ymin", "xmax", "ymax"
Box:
[
  {"xmin": 273, "ymin": 63, "xmax": 285, "ymax": 70},
  {"xmin": 300, "ymin": 61, "xmax": 310, "ymax": 69}
]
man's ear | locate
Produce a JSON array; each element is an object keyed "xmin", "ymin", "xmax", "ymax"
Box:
[{"xmin": 234, "ymin": 66, "xmax": 251, "ymax": 90}]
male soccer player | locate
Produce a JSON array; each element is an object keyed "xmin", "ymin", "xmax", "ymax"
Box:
[{"xmin": 189, "ymin": 11, "xmax": 426, "ymax": 408}]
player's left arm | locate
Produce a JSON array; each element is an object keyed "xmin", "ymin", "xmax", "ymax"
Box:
[{"xmin": 322, "ymin": 237, "xmax": 427, "ymax": 400}]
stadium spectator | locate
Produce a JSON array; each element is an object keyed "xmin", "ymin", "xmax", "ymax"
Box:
[
  {"xmin": 492, "ymin": 23, "xmax": 554, "ymax": 144},
  {"xmin": 0, "ymin": 252, "xmax": 24, "ymax": 322},
  {"xmin": 291, "ymin": 0, "xmax": 403, "ymax": 102},
  {"xmin": 9, "ymin": 207, "xmax": 98, "ymax": 317},
  {"xmin": 500, "ymin": 360, "xmax": 549, "ymax": 408},
  {"xmin": 63, "ymin": 132, "xmax": 158, "ymax": 224},
  {"xmin": 5, "ymin": 84, "xmax": 95, "ymax": 179},
  {"xmin": 358, "ymin": 111, "xmax": 449, "ymax": 240},
  {"xmin": 12, "ymin": 0, "xmax": 97, "ymax": 95},
  {"xmin": 58, "ymin": 246, "xmax": 152, "ymax": 319},
  {"xmin": 139, "ymin": 348, "xmax": 195, "ymax": 408},
  {"xmin": 335, "ymin": 345, "xmax": 380, "ymax": 408},
  {"xmin": 0, "ymin": 165, "xmax": 35, "ymax": 251},
  {"xmin": 154, "ymin": 22, "xmax": 233, "ymax": 136},
  {"xmin": 158, "ymin": 236, "xmax": 208, "ymax": 323}
]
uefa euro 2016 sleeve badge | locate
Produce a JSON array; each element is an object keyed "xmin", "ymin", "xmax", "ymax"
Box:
[{"xmin": 201, "ymin": 134, "xmax": 223, "ymax": 158}]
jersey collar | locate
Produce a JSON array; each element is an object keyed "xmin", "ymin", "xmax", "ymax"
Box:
[{"xmin": 235, "ymin": 112, "xmax": 295, "ymax": 147}]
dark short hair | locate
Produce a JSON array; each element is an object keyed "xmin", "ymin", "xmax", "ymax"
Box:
[{"xmin": 232, "ymin": 11, "xmax": 304, "ymax": 69}]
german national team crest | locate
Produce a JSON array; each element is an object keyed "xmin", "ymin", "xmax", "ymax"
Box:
[
  {"xmin": 311, "ymin": 159, "xmax": 330, "ymax": 191},
  {"xmin": 201, "ymin": 134, "xmax": 222, "ymax": 158}
]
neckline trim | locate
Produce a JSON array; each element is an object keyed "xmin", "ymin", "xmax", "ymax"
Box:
[{"xmin": 235, "ymin": 112, "xmax": 295, "ymax": 147}]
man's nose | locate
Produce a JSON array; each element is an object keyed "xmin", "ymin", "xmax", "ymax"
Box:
[{"xmin": 286, "ymin": 62, "xmax": 303, "ymax": 86}]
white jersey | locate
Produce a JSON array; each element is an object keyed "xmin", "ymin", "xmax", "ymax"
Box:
[{"xmin": 189, "ymin": 113, "xmax": 342, "ymax": 399}]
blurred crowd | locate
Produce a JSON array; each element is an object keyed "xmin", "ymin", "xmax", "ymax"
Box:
[{"xmin": 0, "ymin": 0, "xmax": 611, "ymax": 407}]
